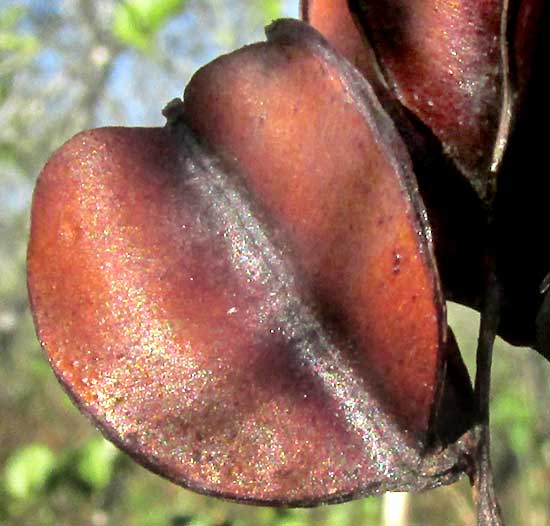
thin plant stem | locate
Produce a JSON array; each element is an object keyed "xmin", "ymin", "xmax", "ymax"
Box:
[{"xmin": 472, "ymin": 259, "xmax": 504, "ymax": 526}]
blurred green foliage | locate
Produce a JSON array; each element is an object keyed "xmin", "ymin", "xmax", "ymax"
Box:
[
  {"xmin": 0, "ymin": 6, "xmax": 38, "ymax": 64},
  {"xmin": 3, "ymin": 443, "xmax": 56, "ymax": 500},
  {"xmin": 113, "ymin": 0, "xmax": 189, "ymax": 51},
  {"xmin": 0, "ymin": 1, "xmax": 549, "ymax": 525},
  {"xmin": 260, "ymin": 0, "xmax": 283, "ymax": 21},
  {"xmin": 76, "ymin": 438, "xmax": 119, "ymax": 492}
]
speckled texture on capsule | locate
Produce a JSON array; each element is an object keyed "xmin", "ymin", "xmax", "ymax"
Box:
[
  {"xmin": 183, "ymin": 20, "xmax": 445, "ymax": 439},
  {"xmin": 28, "ymin": 20, "xmax": 468, "ymax": 505}
]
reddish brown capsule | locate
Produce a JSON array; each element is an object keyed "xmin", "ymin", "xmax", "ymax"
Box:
[
  {"xmin": 28, "ymin": 20, "xmax": 472, "ymax": 504},
  {"xmin": 302, "ymin": 1, "xmax": 488, "ymax": 319},
  {"xmin": 350, "ymin": 0, "xmax": 511, "ymax": 200},
  {"xmin": 305, "ymin": 1, "xmax": 550, "ymax": 351}
]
